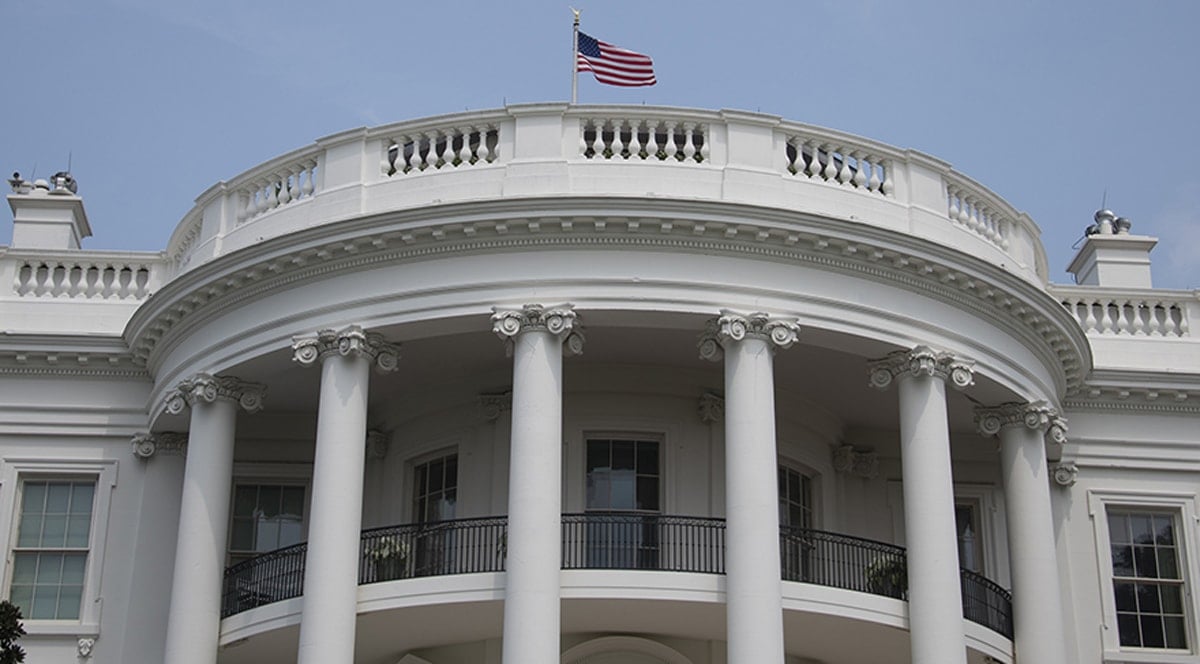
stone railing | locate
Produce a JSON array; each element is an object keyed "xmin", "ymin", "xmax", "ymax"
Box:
[
  {"xmin": 157, "ymin": 105, "xmax": 1045, "ymax": 284},
  {"xmin": 1054, "ymin": 287, "xmax": 1195, "ymax": 337},
  {"xmin": 2, "ymin": 250, "xmax": 166, "ymax": 301}
]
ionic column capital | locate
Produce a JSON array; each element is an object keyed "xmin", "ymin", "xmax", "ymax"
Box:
[
  {"xmin": 479, "ymin": 391, "xmax": 513, "ymax": 422},
  {"xmin": 698, "ymin": 310, "xmax": 800, "ymax": 361},
  {"xmin": 292, "ymin": 325, "xmax": 400, "ymax": 372},
  {"xmin": 131, "ymin": 431, "xmax": 189, "ymax": 459},
  {"xmin": 698, "ymin": 393, "xmax": 725, "ymax": 423},
  {"xmin": 866, "ymin": 345, "xmax": 975, "ymax": 391},
  {"xmin": 164, "ymin": 373, "xmax": 267, "ymax": 415},
  {"xmin": 491, "ymin": 304, "xmax": 584, "ymax": 356},
  {"xmin": 975, "ymin": 401, "xmax": 1068, "ymax": 443},
  {"xmin": 1052, "ymin": 462, "xmax": 1079, "ymax": 487}
]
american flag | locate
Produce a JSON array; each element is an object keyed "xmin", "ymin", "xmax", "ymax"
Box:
[{"xmin": 576, "ymin": 32, "xmax": 657, "ymax": 87}]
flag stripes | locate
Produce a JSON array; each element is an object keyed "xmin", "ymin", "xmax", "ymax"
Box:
[{"xmin": 576, "ymin": 32, "xmax": 656, "ymax": 87}]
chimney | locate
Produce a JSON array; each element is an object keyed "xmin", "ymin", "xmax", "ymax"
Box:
[
  {"xmin": 6, "ymin": 171, "xmax": 92, "ymax": 250},
  {"xmin": 1066, "ymin": 209, "xmax": 1157, "ymax": 288}
]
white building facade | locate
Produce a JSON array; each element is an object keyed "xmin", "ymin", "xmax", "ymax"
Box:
[{"xmin": 1, "ymin": 104, "xmax": 1197, "ymax": 664}]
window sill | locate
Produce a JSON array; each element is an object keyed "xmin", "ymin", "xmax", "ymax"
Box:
[
  {"xmin": 1104, "ymin": 649, "xmax": 1198, "ymax": 664},
  {"xmin": 21, "ymin": 621, "xmax": 98, "ymax": 637}
]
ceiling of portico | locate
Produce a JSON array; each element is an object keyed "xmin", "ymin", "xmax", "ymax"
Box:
[{"xmin": 178, "ymin": 316, "xmax": 1016, "ymax": 446}]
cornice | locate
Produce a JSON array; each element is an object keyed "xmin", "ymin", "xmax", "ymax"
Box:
[
  {"xmin": 123, "ymin": 197, "xmax": 1090, "ymax": 394},
  {"xmin": 1066, "ymin": 369, "xmax": 1200, "ymax": 414},
  {"xmin": 0, "ymin": 334, "xmax": 148, "ymax": 378}
]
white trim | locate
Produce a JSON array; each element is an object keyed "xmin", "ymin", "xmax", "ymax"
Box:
[
  {"xmin": 0, "ymin": 457, "xmax": 118, "ymax": 634},
  {"xmin": 1087, "ymin": 488, "xmax": 1200, "ymax": 659}
]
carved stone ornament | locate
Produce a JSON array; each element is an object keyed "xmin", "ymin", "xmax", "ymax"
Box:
[
  {"xmin": 292, "ymin": 325, "xmax": 400, "ymax": 373},
  {"xmin": 77, "ymin": 637, "xmax": 96, "ymax": 658},
  {"xmin": 491, "ymin": 304, "xmax": 585, "ymax": 357},
  {"xmin": 164, "ymin": 373, "xmax": 267, "ymax": 415},
  {"xmin": 698, "ymin": 310, "xmax": 800, "ymax": 361},
  {"xmin": 867, "ymin": 345, "xmax": 975, "ymax": 391},
  {"xmin": 479, "ymin": 392, "xmax": 513, "ymax": 422},
  {"xmin": 131, "ymin": 432, "xmax": 188, "ymax": 459},
  {"xmin": 1052, "ymin": 462, "xmax": 1078, "ymax": 487},
  {"xmin": 366, "ymin": 429, "xmax": 390, "ymax": 460},
  {"xmin": 832, "ymin": 444, "xmax": 879, "ymax": 479},
  {"xmin": 698, "ymin": 393, "xmax": 725, "ymax": 424},
  {"xmin": 975, "ymin": 401, "xmax": 1068, "ymax": 444}
]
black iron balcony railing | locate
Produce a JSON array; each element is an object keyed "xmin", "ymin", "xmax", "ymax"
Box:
[{"xmin": 221, "ymin": 513, "xmax": 1013, "ymax": 639}]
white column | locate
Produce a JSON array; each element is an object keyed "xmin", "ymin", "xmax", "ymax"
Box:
[
  {"xmin": 977, "ymin": 402, "xmax": 1070, "ymax": 663},
  {"xmin": 492, "ymin": 304, "xmax": 583, "ymax": 664},
  {"xmin": 700, "ymin": 311, "xmax": 799, "ymax": 664},
  {"xmin": 868, "ymin": 346, "xmax": 975, "ymax": 664},
  {"xmin": 162, "ymin": 374, "xmax": 265, "ymax": 664},
  {"xmin": 293, "ymin": 326, "xmax": 399, "ymax": 664}
]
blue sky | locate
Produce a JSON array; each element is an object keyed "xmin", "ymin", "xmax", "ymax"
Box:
[{"xmin": 3, "ymin": 1, "xmax": 1197, "ymax": 288}]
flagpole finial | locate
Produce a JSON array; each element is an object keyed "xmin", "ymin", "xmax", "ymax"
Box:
[{"xmin": 571, "ymin": 7, "xmax": 580, "ymax": 24}]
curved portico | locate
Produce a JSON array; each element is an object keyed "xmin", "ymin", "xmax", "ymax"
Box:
[{"xmin": 121, "ymin": 105, "xmax": 1090, "ymax": 664}]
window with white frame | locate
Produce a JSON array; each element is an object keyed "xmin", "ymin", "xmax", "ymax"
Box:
[
  {"xmin": 9, "ymin": 479, "xmax": 94, "ymax": 620},
  {"xmin": 777, "ymin": 464, "xmax": 813, "ymax": 529},
  {"xmin": 1107, "ymin": 509, "xmax": 1188, "ymax": 649},
  {"xmin": 412, "ymin": 453, "xmax": 457, "ymax": 524},
  {"xmin": 228, "ymin": 484, "xmax": 306, "ymax": 566},
  {"xmin": 955, "ymin": 500, "xmax": 985, "ymax": 573},
  {"xmin": 1, "ymin": 459, "xmax": 115, "ymax": 631}
]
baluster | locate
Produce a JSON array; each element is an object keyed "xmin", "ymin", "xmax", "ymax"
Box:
[
  {"xmin": 486, "ymin": 127, "xmax": 499, "ymax": 163},
  {"xmin": 381, "ymin": 142, "xmax": 396, "ymax": 176},
  {"xmin": 254, "ymin": 182, "xmax": 269, "ymax": 215},
  {"xmin": 277, "ymin": 171, "xmax": 292, "ymax": 205},
  {"xmin": 302, "ymin": 161, "xmax": 316, "ymax": 197},
  {"xmin": 580, "ymin": 121, "xmax": 592, "ymax": 158},
  {"xmin": 429, "ymin": 131, "xmax": 444, "ymax": 169},
  {"xmin": 289, "ymin": 166, "xmax": 302, "ymax": 200},
  {"xmin": 411, "ymin": 134, "xmax": 427, "ymax": 171},
  {"xmin": 805, "ymin": 140, "xmax": 822, "ymax": 179},
  {"xmin": 265, "ymin": 176, "xmax": 280, "ymax": 210},
  {"xmin": 1082, "ymin": 299, "xmax": 1098, "ymax": 333},
  {"xmin": 698, "ymin": 125, "xmax": 709, "ymax": 162},
  {"xmin": 50, "ymin": 264, "xmax": 67, "ymax": 298},
  {"xmin": 453, "ymin": 128, "xmax": 468, "ymax": 167},
  {"xmin": 614, "ymin": 120, "xmax": 629, "ymax": 159},
  {"xmin": 837, "ymin": 149, "xmax": 853, "ymax": 184},
  {"xmin": 646, "ymin": 123, "xmax": 660, "ymax": 160},
  {"xmin": 1173, "ymin": 305, "xmax": 1188, "ymax": 337},
  {"xmin": 85, "ymin": 265, "xmax": 101, "ymax": 299},
  {"xmin": 1131, "ymin": 300, "xmax": 1147, "ymax": 335},
  {"xmin": 100, "ymin": 266, "xmax": 116, "ymax": 299},
  {"xmin": 67, "ymin": 264, "xmax": 85, "ymax": 297},
  {"xmin": 948, "ymin": 187, "xmax": 961, "ymax": 221},
  {"xmin": 629, "ymin": 120, "xmax": 642, "ymax": 159},
  {"xmin": 1117, "ymin": 300, "xmax": 1134, "ymax": 334},
  {"xmin": 879, "ymin": 162, "xmax": 894, "ymax": 196},
  {"xmin": 1098, "ymin": 301, "xmax": 1115, "ymax": 334},
  {"xmin": 1145, "ymin": 302, "xmax": 1163, "ymax": 336},
  {"xmin": 239, "ymin": 190, "xmax": 253, "ymax": 221},
  {"xmin": 665, "ymin": 121, "xmax": 679, "ymax": 161},
  {"xmin": 135, "ymin": 267, "xmax": 150, "ymax": 299},
  {"xmin": 785, "ymin": 137, "xmax": 798, "ymax": 173},
  {"xmin": 852, "ymin": 152, "xmax": 867, "ymax": 188},
  {"xmin": 867, "ymin": 157, "xmax": 882, "ymax": 192},
  {"xmin": 117, "ymin": 267, "xmax": 133, "ymax": 299},
  {"xmin": 683, "ymin": 123, "xmax": 696, "ymax": 161},
  {"xmin": 822, "ymin": 146, "xmax": 839, "ymax": 181}
]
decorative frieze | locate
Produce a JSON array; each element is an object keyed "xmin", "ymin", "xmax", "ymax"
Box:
[
  {"xmin": 479, "ymin": 391, "xmax": 513, "ymax": 422},
  {"xmin": 975, "ymin": 401, "xmax": 1068, "ymax": 443},
  {"xmin": 866, "ymin": 345, "xmax": 975, "ymax": 390},
  {"xmin": 164, "ymin": 374, "xmax": 266, "ymax": 415},
  {"xmin": 491, "ymin": 304, "xmax": 585, "ymax": 356},
  {"xmin": 698, "ymin": 393, "xmax": 724, "ymax": 423},
  {"xmin": 1052, "ymin": 462, "xmax": 1078, "ymax": 487},
  {"xmin": 131, "ymin": 432, "xmax": 188, "ymax": 459},
  {"xmin": 292, "ymin": 325, "xmax": 400, "ymax": 372},
  {"xmin": 832, "ymin": 444, "xmax": 879, "ymax": 479},
  {"xmin": 697, "ymin": 310, "xmax": 800, "ymax": 361}
]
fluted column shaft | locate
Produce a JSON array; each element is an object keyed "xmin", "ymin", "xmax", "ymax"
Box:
[
  {"xmin": 494, "ymin": 304, "xmax": 583, "ymax": 664},
  {"xmin": 294, "ymin": 327, "xmax": 399, "ymax": 664},
  {"xmin": 870, "ymin": 347, "xmax": 974, "ymax": 664},
  {"xmin": 701, "ymin": 311, "xmax": 798, "ymax": 664},
  {"xmin": 163, "ymin": 375, "xmax": 264, "ymax": 664},
  {"xmin": 979, "ymin": 403, "xmax": 1069, "ymax": 663}
]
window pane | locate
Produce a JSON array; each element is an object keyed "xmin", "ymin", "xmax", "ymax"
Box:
[
  {"xmin": 230, "ymin": 518, "xmax": 254, "ymax": 550},
  {"xmin": 587, "ymin": 472, "xmax": 609, "ymax": 509},
  {"xmin": 31, "ymin": 586, "xmax": 60, "ymax": 619},
  {"xmin": 1134, "ymin": 546, "xmax": 1158, "ymax": 578},
  {"xmin": 234, "ymin": 486, "xmax": 258, "ymax": 517},
  {"xmin": 16, "ymin": 515, "xmax": 43, "ymax": 547},
  {"xmin": 1114, "ymin": 582, "xmax": 1137, "ymax": 611},
  {"xmin": 70, "ymin": 483, "xmax": 94, "ymax": 515},
  {"xmin": 445, "ymin": 456, "xmax": 458, "ymax": 489},
  {"xmin": 22, "ymin": 483, "xmax": 46, "ymax": 514},
  {"xmin": 611, "ymin": 441, "xmax": 635, "ymax": 471},
  {"xmin": 636, "ymin": 443, "xmax": 658, "ymax": 476},
  {"xmin": 66, "ymin": 515, "xmax": 91, "ymax": 548},
  {"xmin": 1111, "ymin": 545, "xmax": 1134, "ymax": 576},
  {"xmin": 1161, "ymin": 584, "xmax": 1185, "ymax": 614},
  {"xmin": 279, "ymin": 519, "xmax": 303, "ymax": 547},
  {"xmin": 46, "ymin": 483, "xmax": 71, "ymax": 513},
  {"xmin": 1130, "ymin": 514, "xmax": 1154, "ymax": 543},
  {"xmin": 8, "ymin": 586, "xmax": 31, "ymax": 616},
  {"xmin": 1140, "ymin": 614, "xmax": 1166, "ymax": 648},
  {"xmin": 610, "ymin": 472, "xmax": 635, "ymax": 509},
  {"xmin": 428, "ymin": 460, "xmax": 444, "ymax": 492},
  {"xmin": 35, "ymin": 553, "xmax": 63, "ymax": 583},
  {"xmin": 1117, "ymin": 613, "xmax": 1141, "ymax": 646},
  {"xmin": 281, "ymin": 487, "xmax": 305, "ymax": 518},
  {"xmin": 257, "ymin": 520, "xmax": 280, "ymax": 550},
  {"xmin": 587, "ymin": 441, "xmax": 609, "ymax": 472},
  {"xmin": 637, "ymin": 476, "xmax": 659, "ymax": 511},
  {"xmin": 1154, "ymin": 515, "xmax": 1175, "ymax": 545},
  {"xmin": 1158, "ymin": 548, "xmax": 1180, "ymax": 579},
  {"xmin": 1136, "ymin": 583, "xmax": 1162, "ymax": 613},
  {"xmin": 1165, "ymin": 616, "xmax": 1188, "ymax": 649},
  {"xmin": 42, "ymin": 514, "xmax": 67, "ymax": 547},
  {"xmin": 258, "ymin": 486, "xmax": 281, "ymax": 518},
  {"xmin": 56, "ymin": 585, "xmax": 82, "ymax": 620}
]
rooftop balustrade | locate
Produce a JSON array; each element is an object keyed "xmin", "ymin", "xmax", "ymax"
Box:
[
  {"xmin": 220, "ymin": 513, "xmax": 1013, "ymax": 639},
  {"xmin": 159, "ymin": 104, "xmax": 1046, "ymax": 286}
]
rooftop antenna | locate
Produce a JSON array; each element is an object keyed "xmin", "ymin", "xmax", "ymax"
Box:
[
  {"xmin": 1100, "ymin": 189, "xmax": 1107, "ymax": 211},
  {"xmin": 67, "ymin": 151, "xmax": 72, "ymax": 172}
]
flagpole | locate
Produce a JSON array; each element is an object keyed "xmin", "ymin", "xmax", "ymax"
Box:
[{"xmin": 570, "ymin": 7, "xmax": 580, "ymax": 104}]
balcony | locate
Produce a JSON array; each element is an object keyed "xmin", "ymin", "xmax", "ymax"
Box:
[{"xmin": 221, "ymin": 513, "xmax": 1012, "ymax": 639}]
